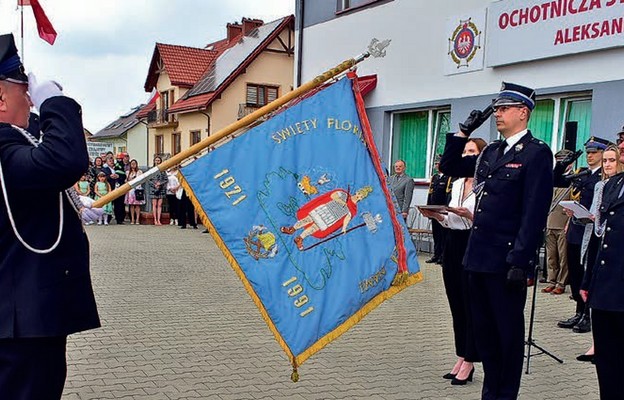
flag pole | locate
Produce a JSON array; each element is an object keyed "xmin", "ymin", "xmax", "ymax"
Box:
[
  {"xmin": 93, "ymin": 39, "xmax": 391, "ymax": 209},
  {"xmin": 20, "ymin": 2, "xmax": 24, "ymax": 62}
]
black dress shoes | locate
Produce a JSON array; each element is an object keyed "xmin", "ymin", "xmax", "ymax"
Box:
[
  {"xmin": 558, "ymin": 313, "xmax": 582, "ymax": 329},
  {"xmin": 573, "ymin": 315, "xmax": 591, "ymax": 333},
  {"xmin": 425, "ymin": 257, "xmax": 438, "ymax": 264}
]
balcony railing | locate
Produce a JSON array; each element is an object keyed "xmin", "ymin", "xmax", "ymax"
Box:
[
  {"xmin": 238, "ymin": 103, "xmax": 268, "ymax": 120},
  {"xmin": 147, "ymin": 109, "xmax": 178, "ymax": 128}
]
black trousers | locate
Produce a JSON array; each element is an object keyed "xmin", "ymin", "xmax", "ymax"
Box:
[
  {"xmin": 431, "ymin": 220, "xmax": 447, "ymax": 260},
  {"xmin": 468, "ymin": 271, "xmax": 527, "ymax": 400},
  {"xmin": 592, "ymin": 309, "xmax": 624, "ymax": 400},
  {"xmin": 442, "ymin": 229, "xmax": 479, "ymax": 362},
  {"xmin": 166, "ymin": 194, "xmax": 178, "ymax": 221},
  {"xmin": 113, "ymin": 196, "xmax": 126, "ymax": 224},
  {"xmin": 0, "ymin": 337, "xmax": 67, "ymax": 400},
  {"xmin": 178, "ymin": 191, "xmax": 196, "ymax": 228},
  {"xmin": 567, "ymin": 242, "xmax": 585, "ymax": 314}
]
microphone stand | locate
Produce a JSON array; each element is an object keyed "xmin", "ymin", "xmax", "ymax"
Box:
[{"xmin": 524, "ymin": 194, "xmax": 565, "ymax": 374}]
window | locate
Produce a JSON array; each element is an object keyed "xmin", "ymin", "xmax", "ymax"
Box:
[
  {"xmin": 559, "ymin": 97, "xmax": 593, "ymax": 167},
  {"xmin": 528, "ymin": 99, "xmax": 556, "ymax": 145},
  {"xmin": 523, "ymin": 94, "xmax": 592, "ymax": 166},
  {"xmin": 336, "ymin": 0, "xmax": 389, "ymax": 13},
  {"xmin": 172, "ymin": 132, "xmax": 181, "ymax": 155},
  {"xmin": 155, "ymin": 135, "xmax": 164, "ymax": 155},
  {"xmin": 391, "ymin": 108, "xmax": 451, "ymax": 179},
  {"xmin": 246, "ymin": 84, "xmax": 279, "ymax": 107},
  {"xmin": 190, "ymin": 130, "xmax": 201, "ymax": 145},
  {"xmin": 159, "ymin": 89, "xmax": 176, "ymax": 123}
]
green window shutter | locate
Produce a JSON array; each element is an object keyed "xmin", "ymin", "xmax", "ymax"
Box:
[
  {"xmin": 528, "ymin": 99, "xmax": 554, "ymax": 145},
  {"xmin": 567, "ymin": 99, "xmax": 593, "ymax": 151},
  {"xmin": 393, "ymin": 112, "xmax": 428, "ymax": 178},
  {"xmin": 559, "ymin": 98, "xmax": 592, "ymax": 167},
  {"xmin": 432, "ymin": 111, "xmax": 451, "ymax": 175}
]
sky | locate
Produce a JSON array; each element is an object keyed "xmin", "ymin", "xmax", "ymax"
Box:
[{"xmin": 0, "ymin": 0, "xmax": 295, "ymax": 133}]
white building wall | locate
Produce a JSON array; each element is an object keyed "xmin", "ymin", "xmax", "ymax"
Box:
[
  {"xmin": 300, "ymin": 0, "xmax": 624, "ymax": 107},
  {"xmin": 126, "ymin": 124, "xmax": 149, "ymax": 168}
]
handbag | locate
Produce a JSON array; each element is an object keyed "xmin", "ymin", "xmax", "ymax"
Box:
[{"xmin": 134, "ymin": 186, "xmax": 145, "ymax": 201}]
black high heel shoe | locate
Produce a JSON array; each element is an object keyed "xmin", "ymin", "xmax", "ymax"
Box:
[
  {"xmin": 442, "ymin": 372, "xmax": 456, "ymax": 380},
  {"xmin": 451, "ymin": 368, "xmax": 474, "ymax": 385},
  {"xmin": 576, "ymin": 353, "xmax": 595, "ymax": 362}
]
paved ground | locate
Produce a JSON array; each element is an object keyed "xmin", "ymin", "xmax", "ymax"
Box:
[{"xmin": 62, "ymin": 224, "xmax": 600, "ymax": 399}]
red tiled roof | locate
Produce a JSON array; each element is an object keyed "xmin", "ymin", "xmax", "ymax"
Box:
[
  {"xmin": 157, "ymin": 44, "xmax": 218, "ymax": 87},
  {"xmin": 167, "ymin": 93, "xmax": 215, "ymax": 113},
  {"xmin": 143, "ymin": 44, "xmax": 218, "ymax": 91},
  {"xmin": 135, "ymin": 102, "xmax": 156, "ymax": 119},
  {"xmin": 205, "ymin": 37, "xmax": 239, "ymax": 54},
  {"xmin": 169, "ymin": 16, "xmax": 295, "ymax": 114}
]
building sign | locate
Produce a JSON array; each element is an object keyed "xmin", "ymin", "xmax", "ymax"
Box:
[
  {"xmin": 86, "ymin": 141, "xmax": 113, "ymax": 160},
  {"xmin": 487, "ymin": 0, "xmax": 624, "ymax": 67},
  {"xmin": 445, "ymin": 9, "xmax": 487, "ymax": 75}
]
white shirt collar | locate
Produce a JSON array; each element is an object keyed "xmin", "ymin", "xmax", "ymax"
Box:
[{"xmin": 502, "ymin": 129, "xmax": 528, "ymax": 153}]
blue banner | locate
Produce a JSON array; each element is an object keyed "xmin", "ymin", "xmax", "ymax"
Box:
[{"xmin": 180, "ymin": 77, "xmax": 421, "ymax": 375}]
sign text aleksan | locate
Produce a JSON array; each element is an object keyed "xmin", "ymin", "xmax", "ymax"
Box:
[{"xmin": 486, "ymin": 0, "xmax": 624, "ymax": 67}]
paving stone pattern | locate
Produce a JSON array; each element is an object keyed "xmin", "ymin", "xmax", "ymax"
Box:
[{"xmin": 63, "ymin": 225, "xmax": 600, "ymax": 399}]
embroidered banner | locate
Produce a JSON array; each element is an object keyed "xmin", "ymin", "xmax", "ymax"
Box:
[{"xmin": 179, "ymin": 76, "xmax": 421, "ymax": 378}]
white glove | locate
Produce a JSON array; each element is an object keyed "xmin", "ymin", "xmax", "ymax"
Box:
[
  {"xmin": 78, "ymin": 195, "xmax": 104, "ymax": 224},
  {"xmin": 28, "ymin": 72, "xmax": 64, "ymax": 111}
]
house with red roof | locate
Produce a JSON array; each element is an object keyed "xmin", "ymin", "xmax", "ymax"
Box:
[{"xmin": 137, "ymin": 16, "xmax": 295, "ymax": 160}]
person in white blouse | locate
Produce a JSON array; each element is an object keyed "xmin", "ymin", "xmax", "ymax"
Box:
[{"xmin": 419, "ymin": 137, "xmax": 487, "ymax": 386}]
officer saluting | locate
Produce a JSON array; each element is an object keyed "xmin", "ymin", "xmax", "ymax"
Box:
[
  {"xmin": 0, "ymin": 33, "xmax": 100, "ymax": 398},
  {"xmin": 440, "ymin": 82, "xmax": 553, "ymax": 400},
  {"xmin": 556, "ymin": 136, "xmax": 609, "ymax": 334}
]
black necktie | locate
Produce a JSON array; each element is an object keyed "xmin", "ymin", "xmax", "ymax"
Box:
[{"xmin": 496, "ymin": 140, "xmax": 507, "ymax": 161}]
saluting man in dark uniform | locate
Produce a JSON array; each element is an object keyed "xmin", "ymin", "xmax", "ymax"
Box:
[
  {"xmin": 0, "ymin": 33, "xmax": 100, "ymax": 399},
  {"xmin": 440, "ymin": 82, "xmax": 553, "ymax": 400},
  {"xmin": 556, "ymin": 137, "xmax": 609, "ymax": 334},
  {"xmin": 579, "ymin": 170, "xmax": 624, "ymax": 399},
  {"xmin": 426, "ymin": 155, "xmax": 452, "ymax": 264}
]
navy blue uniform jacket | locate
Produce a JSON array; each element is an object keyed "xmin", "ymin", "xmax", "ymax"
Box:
[
  {"xmin": 440, "ymin": 132, "xmax": 553, "ymax": 273},
  {"xmin": 583, "ymin": 172, "xmax": 624, "ymax": 312},
  {"xmin": 0, "ymin": 97, "xmax": 100, "ymax": 338}
]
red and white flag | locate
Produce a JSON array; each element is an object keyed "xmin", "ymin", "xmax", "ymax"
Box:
[{"xmin": 18, "ymin": 0, "xmax": 57, "ymax": 45}]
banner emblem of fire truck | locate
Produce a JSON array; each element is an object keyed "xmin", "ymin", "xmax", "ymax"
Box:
[{"xmin": 448, "ymin": 18, "xmax": 482, "ymax": 68}]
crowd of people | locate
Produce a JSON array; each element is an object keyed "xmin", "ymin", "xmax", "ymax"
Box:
[
  {"xmin": 392, "ymin": 80, "xmax": 624, "ymax": 399},
  {"xmin": 3, "ymin": 27, "xmax": 624, "ymax": 399},
  {"xmin": 75, "ymin": 152, "xmax": 202, "ymax": 229}
]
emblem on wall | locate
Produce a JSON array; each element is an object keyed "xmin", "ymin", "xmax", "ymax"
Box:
[{"xmin": 448, "ymin": 18, "xmax": 482, "ymax": 69}]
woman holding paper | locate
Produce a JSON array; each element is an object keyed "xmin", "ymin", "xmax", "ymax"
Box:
[
  {"xmin": 578, "ymin": 144, "xmax": 624, "ymax": 398},
  {"xmin": 419, "ymin": 138, "xmax": 487, "ymax": 385},
  {"xmin": 573, "ymin": 145, "xmax": 623, "ymax": 363}
]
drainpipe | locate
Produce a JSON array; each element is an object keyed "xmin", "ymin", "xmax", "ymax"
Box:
[
  {"xmin": 296, "ymin": 0, "xmax": 305, "ymax": 88},
  {"xmin": 199, "ymin": 111, "xmax": 211, "ymax": 139}
]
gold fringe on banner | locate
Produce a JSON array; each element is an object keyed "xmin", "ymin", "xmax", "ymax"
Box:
[{"xmin": 181, "ymin": 171, "xmax": 423, "ymax": 381}]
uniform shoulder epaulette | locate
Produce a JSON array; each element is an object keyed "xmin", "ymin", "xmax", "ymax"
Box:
[{"xmin": 530, "ymin": 138, "xmax": 545, "ymax": 145}]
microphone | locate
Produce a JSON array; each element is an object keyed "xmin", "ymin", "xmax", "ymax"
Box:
[{"xmin": 563, "ymin": 169, "xmax": 592, "ymax": 181}]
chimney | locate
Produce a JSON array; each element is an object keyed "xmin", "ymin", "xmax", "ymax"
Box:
[
  {"xmin": 227, "ymin": 22, "xmax": 242, "ymax": 42},
  {"xmin": 242, "ymin": 18, "xmax": 264, "ymax": 36}
]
